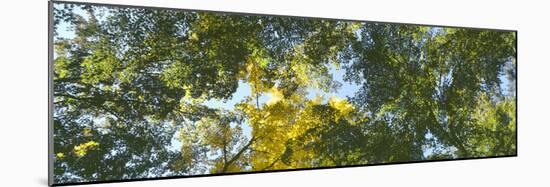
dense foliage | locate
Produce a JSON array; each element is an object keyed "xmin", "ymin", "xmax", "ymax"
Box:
[{"xmin": 52, "ymin": 3, "xmax": 516, "ymax": 184}]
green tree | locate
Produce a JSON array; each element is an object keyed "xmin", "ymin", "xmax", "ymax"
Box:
[{"xmin": 344, "ymin": 24, "xmax": 516, "ymax": 161}]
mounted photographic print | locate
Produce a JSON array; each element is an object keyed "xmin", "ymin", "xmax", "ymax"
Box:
[{"xmin": 49, "ymin": 1, "xmax": 517, "ymax": 186}]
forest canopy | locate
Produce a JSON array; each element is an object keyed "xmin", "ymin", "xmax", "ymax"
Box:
[{"xmin": 52, "ymin": 2, "xmax": 516, "ymax": 184}]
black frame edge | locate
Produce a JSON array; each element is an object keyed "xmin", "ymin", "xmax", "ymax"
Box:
[
  {"xmin": 48, "ymin": 0, "xmax": 55, "ymax": 186},
  {"xmin": 51, "ymin": 155, "xmax": 517, "ymax": 186},
  {"xmin": 50, "ymin": 0, "xmax": 516, "ymax": 32}
]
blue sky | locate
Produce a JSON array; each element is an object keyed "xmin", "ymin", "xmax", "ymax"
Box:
[{"xmin": 201, "ymin": 65, "xmax": 361, "ymax": 140}]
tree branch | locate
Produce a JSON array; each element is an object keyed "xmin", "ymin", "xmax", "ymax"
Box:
[{"xmin": 221, "ymin": 136, "xmax": 255, "ymax": 172}]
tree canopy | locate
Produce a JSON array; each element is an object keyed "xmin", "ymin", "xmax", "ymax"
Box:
[{"xmin": 52, "ymin": 3, "xmax": 516, "ymax": 184}]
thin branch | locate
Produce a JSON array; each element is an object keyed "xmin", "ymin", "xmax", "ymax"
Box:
[
  {"xmin": 261, "ymin": 157, "xmax": 280, "ymax": 171},
  {"xmin": 222, "ymin": 136, "xmax": 255, "ymax": 172}
]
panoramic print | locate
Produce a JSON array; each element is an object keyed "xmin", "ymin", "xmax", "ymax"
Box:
[{"xmin": 51, "ymin": 2, "xmax": 517, "ymax": 184}]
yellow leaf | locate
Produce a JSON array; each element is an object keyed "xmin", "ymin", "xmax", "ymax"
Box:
[
  {"xmin": 73, "ymin": 141, "xmax": 100, "ymax": 157},
  {"xmin": 56, "ymin": 152, "xmax": 65, "ymax": 159}
]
